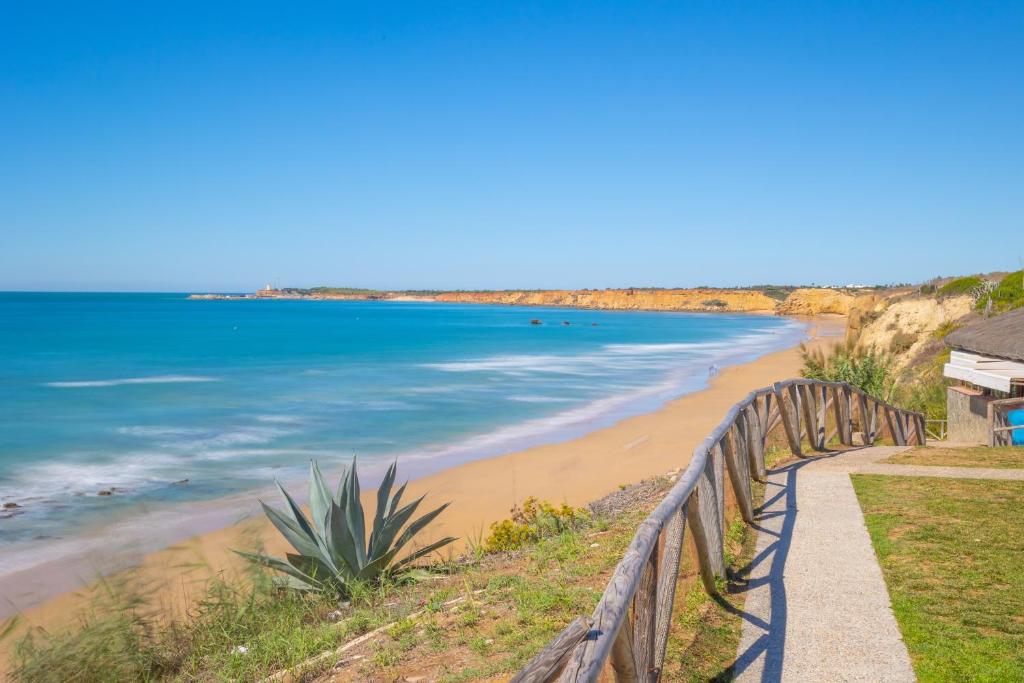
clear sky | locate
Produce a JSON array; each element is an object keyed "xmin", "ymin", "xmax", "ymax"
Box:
[{"xmin": 2, "ymin": 2, "xmax": 1021, "ymax": 292}]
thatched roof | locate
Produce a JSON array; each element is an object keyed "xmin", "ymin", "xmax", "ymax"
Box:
[{"xmin": 945, "ymin": 308, "xmax": 1024, "ymax": 361}]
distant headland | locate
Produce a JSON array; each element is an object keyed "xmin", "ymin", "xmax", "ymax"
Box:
[{"xmin": 188, "ymin": 284, "xmax": 894, "ymax": 316}]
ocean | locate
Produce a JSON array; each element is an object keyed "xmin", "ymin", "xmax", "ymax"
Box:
[{"xmin": 0, "ymin": 292, "xmax": 806, "ymax": 560}]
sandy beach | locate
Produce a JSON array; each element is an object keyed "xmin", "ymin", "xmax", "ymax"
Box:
[{"xmin": 1, "ymin": 316, "xmax": 843, "ymax": 665}]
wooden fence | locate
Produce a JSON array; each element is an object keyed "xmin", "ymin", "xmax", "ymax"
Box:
[
  {"xmin": 512, "ymin": 378, "xmax": 926, "ymax": 683},
  {"xmin": 988, "ymin": 397, "xmax": 1024, "ymax": 446}
]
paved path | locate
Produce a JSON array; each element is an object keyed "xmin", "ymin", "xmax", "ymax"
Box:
[
  {"xmin": 829, "ymin": 445, "xmax": 1024, "ymax": 481},
  {"xmin": 734, "ymin": 446, "xmax": 917, "ymax": 683}
]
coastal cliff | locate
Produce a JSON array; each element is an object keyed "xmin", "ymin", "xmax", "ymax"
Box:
[
  {"xmin": 191, "ymin": 286, "xmax": 872, "ymax": 316},
  {"xmin": 433, "ymin": 288, "xmax": 779, "ymax": 312}
]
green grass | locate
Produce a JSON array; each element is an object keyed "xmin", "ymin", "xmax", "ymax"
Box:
[
  {"xmin": 852, "ymin": 475, "xmax": 1024, "ymax": 682},
  {"xmin": 882, "ymin": 445, "xmax": 1024, "ymax": 469},
  {"xmin": 979, "ymin": 270, "xmax": 1024, "ymax": 313},
  {"xmin": 937, "ymin": 275, "xmax": 983, "ymax": 298},
  {"xmin": 5, "ymin": 570, "xmax": 387, "ymax": 682}
]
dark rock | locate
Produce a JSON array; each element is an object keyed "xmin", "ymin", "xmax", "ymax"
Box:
[
  {"xmin": 530, "ymin": 319, "xmax": 542, "ymax": 325},
  {"xmin": 2, "ymin": 502, "xmax": 19, "ymax": 509},
  {"xmin": 171, "ymin": 479, "xmax": 190, "ymax": 485},
  {"xmin": 97, "ymin": 490, "xmax": 113, "ymax": 496},
  {"xmin": 562, "ymin": 321, "xmax": 571, "ymax": 326}
]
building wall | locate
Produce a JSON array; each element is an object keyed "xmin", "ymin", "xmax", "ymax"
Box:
[{"xmin": 947, "ymin": 386, "xmax": 995, "ymax": 444}]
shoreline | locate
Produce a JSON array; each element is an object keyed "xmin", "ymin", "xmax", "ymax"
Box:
[{"xmin": 0, "ymin": 316, "xmax": 843, "ymax": 661}]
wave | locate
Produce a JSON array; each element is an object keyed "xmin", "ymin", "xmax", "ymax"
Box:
[
  {"xmin": 423, "ymin": 324, "xmax": 805, "ymax": 379},
  {"xmin": 45, "ymin": 375, "xmax": 219, "ymax": 388},
  {"xmin": 506, "ymin": 395, "xmax": 575, "ymax": 403}
]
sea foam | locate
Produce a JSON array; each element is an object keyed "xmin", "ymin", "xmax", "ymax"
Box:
[{"xmin": 45, "ymin": 375, "xmax": 219, "ymax": 388}]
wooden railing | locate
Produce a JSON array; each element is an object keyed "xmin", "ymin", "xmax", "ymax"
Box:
[
  {"xmin": 989, "ymin": 397, "xmax": 1024, "ymax": 446},
  {"xmin": 512, "ymin": 378, "xmax": 926, "ymax": 683}
]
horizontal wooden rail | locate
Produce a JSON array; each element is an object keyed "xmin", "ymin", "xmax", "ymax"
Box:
[{"xmin": 517, "ymin": 378, "xmax": 925, "ymax": 682}]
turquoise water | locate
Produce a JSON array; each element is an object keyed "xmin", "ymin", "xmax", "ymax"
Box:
[{"xmin": 0, "ymin": 293, "xmax": 805, "ymax": 551}]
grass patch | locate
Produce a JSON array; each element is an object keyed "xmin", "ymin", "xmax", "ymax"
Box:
[
  {"xmin": 852, "ymin": 474, "xmax": 1024, "ymax": 682},
  {"xmin": 882, "ymin": 445, "xmax": 1024, "ymax": 469}
]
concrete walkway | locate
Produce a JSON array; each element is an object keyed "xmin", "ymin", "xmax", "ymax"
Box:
[
  {"xmin": 733, "ymin": 446, "xmax": 917, "ymax": 683},
  {"xmin": 829, "ymin": 445, "xmax": 1024, "ymax": 481}
]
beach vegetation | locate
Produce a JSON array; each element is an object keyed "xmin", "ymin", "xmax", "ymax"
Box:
[
  {"xmin": 800, "ymin": 340, "xmax": 897, "ymax": 402},
  {"xmin": 483, "ymin": 497, "xmax": 588, "ymax": 552},
  {"xmin": 236, "ymin": 458, "xmax": 456, "ymax": 598},
  {"xmin": 853, "ymin": 474, "xmax": 1024, "ymax": 681},
  {"xmin": 936, "ymin": 275, "xmax": 983, "ymax": 298},
  {"xmin": 978, "ymin": 269, "xmax": 1024, "ymax": 313},
  {"xmin": 6, "ymin": 474, "xmax": 765, "ymax": 682}
]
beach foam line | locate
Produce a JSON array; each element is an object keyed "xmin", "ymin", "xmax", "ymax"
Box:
[{"xmin": 45, "ymin": 375, "xmax": 219, "ymax": 388}]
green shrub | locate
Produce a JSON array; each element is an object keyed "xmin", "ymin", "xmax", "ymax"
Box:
[
  {"xmin": 702, "ymin": 299, "xmax": 728, "ymax": 309},
  {"xmin": 979, "ymin": 270, "xmax": 1024, "ymax": 313},
  {"xmin": 801, "ymin": 341, "xmax": 897, "ymax": 402},
  {"xmin": 937, "ymin": 275, "xmax": 983, "ymax": 298},
  {"xmin": 237, "ymin": 459, "xmax": 456, "ymax": 598},
  {"xmin": 483, "ymin": 498, "xmax": 588, "ymax": 553},
  {"xmin": 931, "ymin": 320, "xmax": 961, "ymax": 340}
]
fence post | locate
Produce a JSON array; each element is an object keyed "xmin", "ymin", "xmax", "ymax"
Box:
[
  {"xmin": 744, "ymin": 404, "xmax": 766, "ymax": 481},
  {"xmin": 653, "ymin": 503, "xmax": 687, "ymax": 675},
  {"xmin": 775, "ymin": 382, "xmax": 803, "ymax": 456},
  {"xmin": 686, "ymin": 465, "xmax": 725, "ymax": 594},
  {"xmin": 722, "ymin": 428, "xmax": 754, "ymax": 523},
  {"xmin": 632, "ymin": 543, "xmax": 658, "ymax": 679}
]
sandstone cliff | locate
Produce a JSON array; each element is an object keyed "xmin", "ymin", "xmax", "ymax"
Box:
[
  {"xmin": 775, "ymin": 288, "xmax": 856, "ymax": 316},
  {"xmin": 194, "ymin": 286, "xmax": 878, "ymax": 317},
  {"xmin": 433, "ymin": 289, "xmax": 779, "ymax": 313},
  {"xmin": 851, "ymin": 294, "xmax": 973, "ymax": 368}
]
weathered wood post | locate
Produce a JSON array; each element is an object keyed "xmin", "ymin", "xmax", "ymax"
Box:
[
  {"xmin": 653, "ymin": 504, "xmax": 687, "ymax": 674},
  {"xmin": 632, "ymin": 543, "xmax": 658, "ymax": 678},
  {"xmin": 686, "ymin": 456, "xmax": 725, "ymax": 594},
  {"xmin": 743, "ymin": 404, "xmax": 766, "ymax": 481},
  {"xmin": 774, "ymin": 382, "xmax": 803, "ymax": 456},
  {"xmin": 832, "ymin": 385, "xmax": 851, "ymax": 445},
  {"xmin": 799, "ymin": 384, "xmax": 818, "ymax": 448},
  {"xmin": 722, "ymin": 427, "xmax": 754, "ymax": 523},
  {"xmin": 511, "ymin": 616, "xmax": 592, "ymax": 683}
]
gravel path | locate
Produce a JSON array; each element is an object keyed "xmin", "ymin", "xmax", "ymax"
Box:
[{"xmin": 733, "ymin": 446, "xmax": 917, "ymax": 682}]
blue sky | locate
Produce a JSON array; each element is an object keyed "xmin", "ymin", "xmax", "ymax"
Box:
[{"xmin": 2, "ymin": 2, "xmax": 1021, "ymax": 291}]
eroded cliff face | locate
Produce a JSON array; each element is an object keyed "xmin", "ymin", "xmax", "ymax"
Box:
[
  {"xmin": 196, "ymin": 286, "xmax": 876, "ymax": 317},
  {"xmin": 433, "ymin": 289, "xmax": 779, "ymax": 313},
  {"xmin": 852, "ymin": 294, "xmax": 973, "ymax": 368},
  {"xmin": 775, "ymin": 288, "xmax": 856, "ymax": 316}
]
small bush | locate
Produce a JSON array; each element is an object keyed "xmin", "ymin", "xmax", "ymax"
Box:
[
  {"xmin": 931, "ymin": 320, "xmax": 961, "ymax": 340},
  {"xmin": 919, "ymin": 284, "xmax": 937, "ymax": 295},
  {"xmin": 801, "ymin": 341, "xmax": 897, "ymax": 402},
  {"xmin": 702, "ymin": 299, "xmax": 728, "ymax": 309},
  {"xmin": 483, "ymin": 498, "xmax": 588, "ymax": 553},
  {"xmin": 937, "ymin": 276, "xmax": 983, "ymax": 298}
]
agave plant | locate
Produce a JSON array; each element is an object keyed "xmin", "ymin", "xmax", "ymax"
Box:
[{"xmin": 237, "ymin": 457, "xmax": 456, "ymax": 596}]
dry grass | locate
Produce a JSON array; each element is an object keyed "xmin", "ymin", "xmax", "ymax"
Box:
[{"xmin": 881, "ymin": 445, "xmax": 1024, "ymax": 469}]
